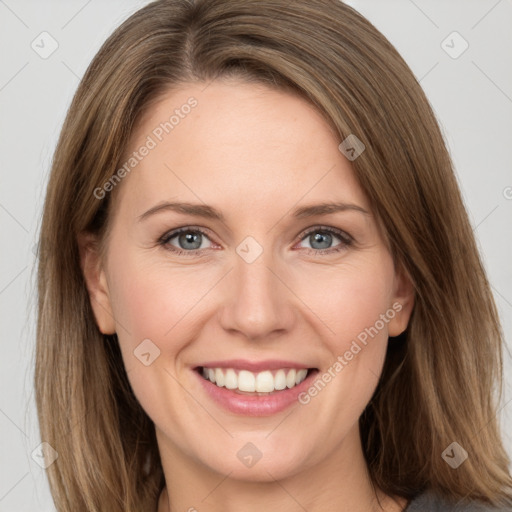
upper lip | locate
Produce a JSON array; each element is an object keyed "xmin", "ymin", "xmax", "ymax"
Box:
[{"xmin": 197, "ymin": 359, "xmax": 315, "ymax": 372}]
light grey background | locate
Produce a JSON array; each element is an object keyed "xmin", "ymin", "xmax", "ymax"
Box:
[{"xmin": 0, "ymin": 0, "xmax": 511, "ymax": 510}]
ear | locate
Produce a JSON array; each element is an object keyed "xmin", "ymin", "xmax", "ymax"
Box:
[
  {"xmin": 388, "ymin": 262, "xmax": 415, "ymax": 337},
  {"xmin": 77, "ymin": 232, "xmax": 116, "ymax": 335}
]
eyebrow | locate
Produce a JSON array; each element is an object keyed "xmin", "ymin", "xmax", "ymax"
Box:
[
  {"xmin": 137, "ymin": 200, "xmax": 369, "ymax": 222},
  {"xmin": 137, "ymin": 202, "xmax": 225, "ymax": 222},
  {"xmin": 293, "ymin": 202, "xmax": 369, "ymax": 218}
]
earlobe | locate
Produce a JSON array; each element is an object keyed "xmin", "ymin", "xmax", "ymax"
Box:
[
  {"xmin": 388, "ymin": 264, "xmax": 415, "ymax": 337},
  {"xmin": 77, "ymin": 232, "xmax": 117, "ymax": 335}
]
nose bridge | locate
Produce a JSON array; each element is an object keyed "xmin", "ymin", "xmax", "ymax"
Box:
[{"xmin": 219, "ymin": 240, "xmax": 295, "ymax": 340}]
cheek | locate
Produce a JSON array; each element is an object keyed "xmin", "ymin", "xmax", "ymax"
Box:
[
  {"xmin": 105, "ymin": 252, "xmax": 221, "ymax": 412},
  {"xmin": 298, "ymin": 257, "xmax": 396, "ymax": 416},
  {"xmin": 105, "ymin": 257, "xmax": 208, "ymax": 433},
  {"xmin": 110, "ymin": 273, "xmax": 172, "ymax": 344},
  {"xmin": 294, "ymin": 256, "xmax": 396, "ymax": 350},
  {"xmin": 107, "ymin": 254, "xmax": 213, "ymax": 343}
]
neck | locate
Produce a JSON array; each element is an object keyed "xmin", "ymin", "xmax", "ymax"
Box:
[{"xmin": 156, "ymin": 425, "xmax": 406, "ymax": 512}]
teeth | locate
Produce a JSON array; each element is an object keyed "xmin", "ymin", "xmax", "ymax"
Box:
[
  {"xmin": 256, "ymin": 371, "xmax": 274, "ymax": 392},
  {"xmin": 201, "ymin": 367, "xmax": 309, "ymax": 393},
  {"xmin": 296, "ymin": 369, "xmax": 307, "ymax": 385},
  {"xmin": 215, "ymin": 368, "xmax": 225, "ymax": 387},
  {"xmin": 238, "ymin": 370, "xmax": 256, "ymax": 392},
  {"xmin": 274, "ymin": 369, "xmax": 287, "ymax": 390},
  {"xmin": 286, "ymin": 369, "xmax": 296, "ymax": 388},
  {"xmin": 225, "ymin": 369, "xmax": 237, "ymax": 390}
]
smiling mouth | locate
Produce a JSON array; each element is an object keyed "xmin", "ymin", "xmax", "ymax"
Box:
[{"xmin": 196, "ymin": 366, "xmax": 317, "ymax": 395}]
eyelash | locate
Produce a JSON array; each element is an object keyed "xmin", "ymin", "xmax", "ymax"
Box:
[{"xmin": 157, "ymin": 225, "xmax": 354, "ymax": 257}]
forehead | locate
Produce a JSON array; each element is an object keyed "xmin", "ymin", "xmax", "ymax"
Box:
[{"xmin": 111, "ymin": 80, "xmax": 369, "ymax": 220}]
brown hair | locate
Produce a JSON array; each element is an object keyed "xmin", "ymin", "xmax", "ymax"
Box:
[{"xmin": 35, "ymin": 0, "xmax": 512, "ymax": 510}]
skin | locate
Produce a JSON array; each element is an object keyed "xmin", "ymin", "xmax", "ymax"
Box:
[{"xmin": 80, "ymin": 80, "xmax": 414, "ymax": 512}]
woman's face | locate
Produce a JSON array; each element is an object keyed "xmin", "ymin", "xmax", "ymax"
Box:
[{"xmin": 83, "ymin": 80, "xmax": 413, "ymax": 481}]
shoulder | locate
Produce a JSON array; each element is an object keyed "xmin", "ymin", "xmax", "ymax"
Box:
[{"xmin": 405, "ymin": 490, "xmax": 512, "ymax": 511}]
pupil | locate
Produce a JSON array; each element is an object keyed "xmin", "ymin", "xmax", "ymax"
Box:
[
  {"xmin": 311, "ymin": 232, "xmax": 331, "ymax": 249},
  {"xmin": 179, "ymin": 232, "xmax": 201, "ymax": 250}
]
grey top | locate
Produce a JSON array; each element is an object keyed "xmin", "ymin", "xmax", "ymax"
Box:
[{"xmin": 405, "ymin": 490, "xmax": 512, "ymax": 511}]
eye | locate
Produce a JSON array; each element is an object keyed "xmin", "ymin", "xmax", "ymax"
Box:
[
  {"xmin": 158, "ymin": 227, "xmax": 215, "ymax": 255},
  {"xmin": 158, "ymin": 225, "xmax": 353, "ymax": 257},
  {"xmin": 296, "ymin": 226, "xmax": 353, "ymax": 254}
]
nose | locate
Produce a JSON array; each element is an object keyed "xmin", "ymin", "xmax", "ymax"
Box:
[{"xmin": 218, "ymin": 247, "xmax": 296, "ymax": 342}]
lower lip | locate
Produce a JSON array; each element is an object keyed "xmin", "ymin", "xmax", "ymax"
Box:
[{"xmin": 195, "ymin": 369, "xmax": 318, "ymax": 416}]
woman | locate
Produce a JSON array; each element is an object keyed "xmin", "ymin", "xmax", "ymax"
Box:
[{"xmin": 35, "ymin": 0, "xmax": 512, "ymax": 510}]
